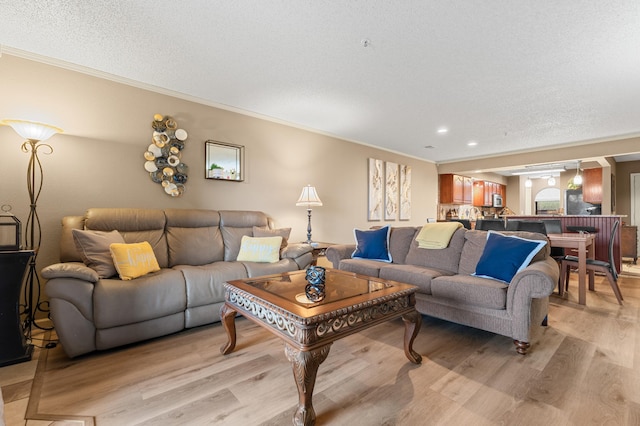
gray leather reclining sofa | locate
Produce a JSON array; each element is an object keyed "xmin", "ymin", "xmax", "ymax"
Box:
[
  {"xmin": 326, "ymin": 227, "xmax": 559, "ymax": 354},
  {"xmin": 42, "ymin": 208, "xmax": 313, "ymax": 358}
]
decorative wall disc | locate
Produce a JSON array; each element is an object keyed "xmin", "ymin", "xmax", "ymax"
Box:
[{"xmin": 145, "ymin": 114, "xmax": 188, "ymax": 197}]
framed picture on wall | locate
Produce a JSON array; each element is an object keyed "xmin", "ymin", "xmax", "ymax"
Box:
[{"xmin": 205, "ymin": 140, "xmax": 244, "ymax": 181}]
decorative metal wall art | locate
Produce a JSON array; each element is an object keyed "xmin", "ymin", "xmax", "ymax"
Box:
[{"xmin": 144, "ymin": 114, "xmax": 189, "ymax": 197}]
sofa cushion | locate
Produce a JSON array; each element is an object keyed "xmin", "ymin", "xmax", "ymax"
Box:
[
  {"xmin": 236, "ymin": 236, "xmax": 282, "ymax": 263},
  {"xmin": 72, "ymin": 229, "xmax": 125, "ymax": 278},
  {"xmin": 458, "ymin": 230, "xmax": 489, "ymax": 275},
  {"xmin": 85, "ymin": 208, "xmax": 169, "ymax": 268},
  {"xmin": 220, "ymin": 211, "xmax": 271, "ymax": 261},
  {"xmin": 165, "ymin": 208, "xmax": 224, "ymax": 267},
  {"xmin": 338, "ymin": 258, "xmax": 385, "ymax": 277},
  {"xmin": 110, "ymin": 242, "xmax": 161, "ymax": 280},
  {"xmin": 431, "ymin": 274, "xmax": 508, "ymax": 310},
  {"xmin": 379, "ymin": 264, "xmax": 454, "ymax": 295},
  {"xmin": 352, "ymin": 226, "xmax": 392, "ymax": 262},
  {"xmin": 253, "ymin": 226, "xmax": 291, "ymax": 250},
  {"xmin": 405, "ymin": 227, "xmax": 466, "ymax": 273},
  {"xmin": 388, "ymin": 227, "xmax": 420, "ymax": 264},
  {"xmin": 93, "ymin": 269, "xmax": 186, "ymax": 328},
  {"xmin": 458, "ymin": 230, "xmax": 550, "ymax": 276},
  {"xmin": 176, "ymin": 262, "xmax": 248, "ymax": 308},
  {"xmin": 473, "ymin": 231, "xmax": 547, "ymax": 283}
]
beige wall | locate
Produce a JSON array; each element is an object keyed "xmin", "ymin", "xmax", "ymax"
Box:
[{"xmin": 0, "ymin": 55, "xmax": 439, "ymax": 280}]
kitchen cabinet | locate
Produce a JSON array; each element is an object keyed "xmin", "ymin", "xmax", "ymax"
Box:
[
  {"xmin": 472, "ymin": 180, "xmax": 506, "ymax": 207},
  {"xmin": 582, "ymin": 167, "xmax": 602, "ymax": 204},
  {"xmin": 440, "ymin": 174, "xmax": 472, "ymax": 204},
  {"xmin": 622, "ymin": 225, "xmax": 637, "ymax": 264},
  {"xmin": 473, "ymin": 181, "xmax": 485, "ymax": 206}
]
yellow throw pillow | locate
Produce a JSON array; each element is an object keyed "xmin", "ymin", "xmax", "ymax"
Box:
[
  {"xmin": 109, "ymin": 242, "xmax": 161, "ymax": 280},
  {"xmin": 236, "ymin": 236, "xmax": 283, "ymax": 263}
]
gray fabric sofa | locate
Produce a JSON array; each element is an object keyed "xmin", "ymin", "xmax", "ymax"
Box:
[
  {"xmin": 42, "ymin": 208, "xmax": 313, "ymax": 358},
  {"xmin": 326, "ymin": 226, "xmax": 559, "ymax": 354}
]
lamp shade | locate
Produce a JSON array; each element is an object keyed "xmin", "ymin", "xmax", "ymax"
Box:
[
  {"xmin": 2, "ymin": 119, "xmax": 63, "ymax": 141},
  {"xmin": 296, "ymin": 184, "xmax": 323, "ymax": 207}
]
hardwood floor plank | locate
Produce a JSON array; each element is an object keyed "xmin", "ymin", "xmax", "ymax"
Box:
[
  {"xmin": 568, "ymin": 355, "xmax": 637, "ymax": 425},
  {"xmin": 525, "ymin": 335, "xmax": 595, "ymax": 410}
]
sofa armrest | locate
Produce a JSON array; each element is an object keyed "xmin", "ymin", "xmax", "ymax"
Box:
[
  {"xmin": 281, "ymin": 243, "xmax": 314, "ymax": 269},
  {"xmin": 41, "ymin": 262, "xmax": 100, "ymax": 283},
  {"xmin": 325, "ymin": 244, "xmax": 356, "ymax": 269},
  {"xmin": 509, "ymin": 257, "xmax": 559, "ymax": 300},
  {"xmin": 506, "ymin": 257, "xmax": 559, "ymax": 341},
  {"xmin": 282, "ymin": 243, "xmax": 313, "ymax": 259}
]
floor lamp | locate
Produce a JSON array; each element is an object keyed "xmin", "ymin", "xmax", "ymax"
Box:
[
  {"xmin": 3, "ymin": 119, "xmax": 63, "ymax": 337},
  {"xmin": 296, "ymin": 184, "xmax": 323, "ymax": 244}
]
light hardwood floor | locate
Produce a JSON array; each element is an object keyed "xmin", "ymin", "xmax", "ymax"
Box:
[{"xmin": 2, "ymin": 270, "xmax": 640, "ymax": 426}]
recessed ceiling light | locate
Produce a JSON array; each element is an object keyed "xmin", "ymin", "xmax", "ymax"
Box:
[
  {"xmin": 467, "ymin": 141, "xmax": 478, "ymax": 147},
  {"xmin": 437, "ymin": 128, "xmax": 448, "ymax": 134}
]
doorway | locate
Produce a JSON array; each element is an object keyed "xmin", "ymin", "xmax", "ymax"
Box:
[{"xmin": 534, "ymin": 188, "xmax": 561, "ymax": 215}]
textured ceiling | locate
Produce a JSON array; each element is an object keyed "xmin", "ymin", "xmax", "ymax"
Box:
[{"xmin": 1, "ymin": 1, "xmax": 639, "ymax": 164}]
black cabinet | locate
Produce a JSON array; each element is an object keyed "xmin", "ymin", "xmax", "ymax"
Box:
[{"xmin": 0, "ymin": 250, "xmax": 34, "ymax": 367}]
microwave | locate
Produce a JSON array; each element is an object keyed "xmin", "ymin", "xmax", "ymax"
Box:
[{"xmin": 492, "ymin": 194, "xmax": 503, "ymax": 208}]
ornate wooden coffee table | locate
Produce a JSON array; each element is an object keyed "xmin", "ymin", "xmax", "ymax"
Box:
[{"xmin": 220, "ymin": 268, "xmax": 421, "ymax": 426}]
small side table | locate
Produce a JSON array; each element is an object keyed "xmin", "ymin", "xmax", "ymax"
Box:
[
  {"xmin": 308, "ymin": 242, "xmax": 333, "ymax": 266},
  {"xmin": 0, "ymin": 250, "xmax": 35, "ymax": 367}
]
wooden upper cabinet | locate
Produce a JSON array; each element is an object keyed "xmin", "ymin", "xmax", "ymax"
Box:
[
  {"xmin": 440, "ymin": 174, "xmax": 472, "ymax": 204},
  {"xmin": 473, "ymin": 181, "xmax": 485, "ymax": 206},
  {"xmin": 472, "ymin": 180, "xmax": 506, "ymax": 207},
  {"xmin": 463, "ymin": 176, "xmax": 472, "ymax": 204},
  {"xmin": 499, "ymin": 184, "xmax": 507, "ymax": 207},
  {"xmin": 582, "ymin": 168, "xmax": 603, "ymax": 204}
]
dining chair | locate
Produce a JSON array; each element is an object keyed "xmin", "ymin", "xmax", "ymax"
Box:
[
  {"xmin": 560, "ymin": 220, "xmax": 623, "ymax": 304},
  {"xmin": 448, "ymin": 218, "xmax": 471, "ymax": 229},
  {"xmin": 475, "ymin": 219, "xmax": 505, "ymax": 231},
  {"xmin": 543, "ymin": 219, "xmax": 565, "ymax": 259},
  {"xmin": 505, "ymin": 220, "xmax": 520, "ymax": 231},
  {"xmin": 516, "ymin": 221, "xmax": 547, "ymax": 235}
]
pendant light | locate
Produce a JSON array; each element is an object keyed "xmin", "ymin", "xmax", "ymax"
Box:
[{"xmin": 573, "ymin": 160, "xmax": 583, "ymax": 185}]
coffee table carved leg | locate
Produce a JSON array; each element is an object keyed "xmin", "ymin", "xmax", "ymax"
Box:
[
  {"xmin": 220, "ymin": 303, "xmax": 237, "ymax": 355},
  {"xmin": 284, "ymin": 343, "xmax": 332, "ymax": 426},
  {"xmin": 402, "ymin": 310, "xmax": 422, "ymax": 364}
]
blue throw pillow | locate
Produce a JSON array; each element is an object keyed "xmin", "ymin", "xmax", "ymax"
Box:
[
  {"xmin": 351, "ymin": 226, "xmax": 392, "ymax": 262},
  {"xmin": 473, "ymin": 231, "xmax": 546, "ymax": 283}
]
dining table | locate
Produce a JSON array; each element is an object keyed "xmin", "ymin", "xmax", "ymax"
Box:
[{"xmin": 547, "ymin": 232, "xmax": 596, "ymax": 305}]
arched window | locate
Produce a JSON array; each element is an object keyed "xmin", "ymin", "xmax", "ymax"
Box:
[{"xmin": 535, "ymin": 188, "xmax": 561, "ymax": 214}]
